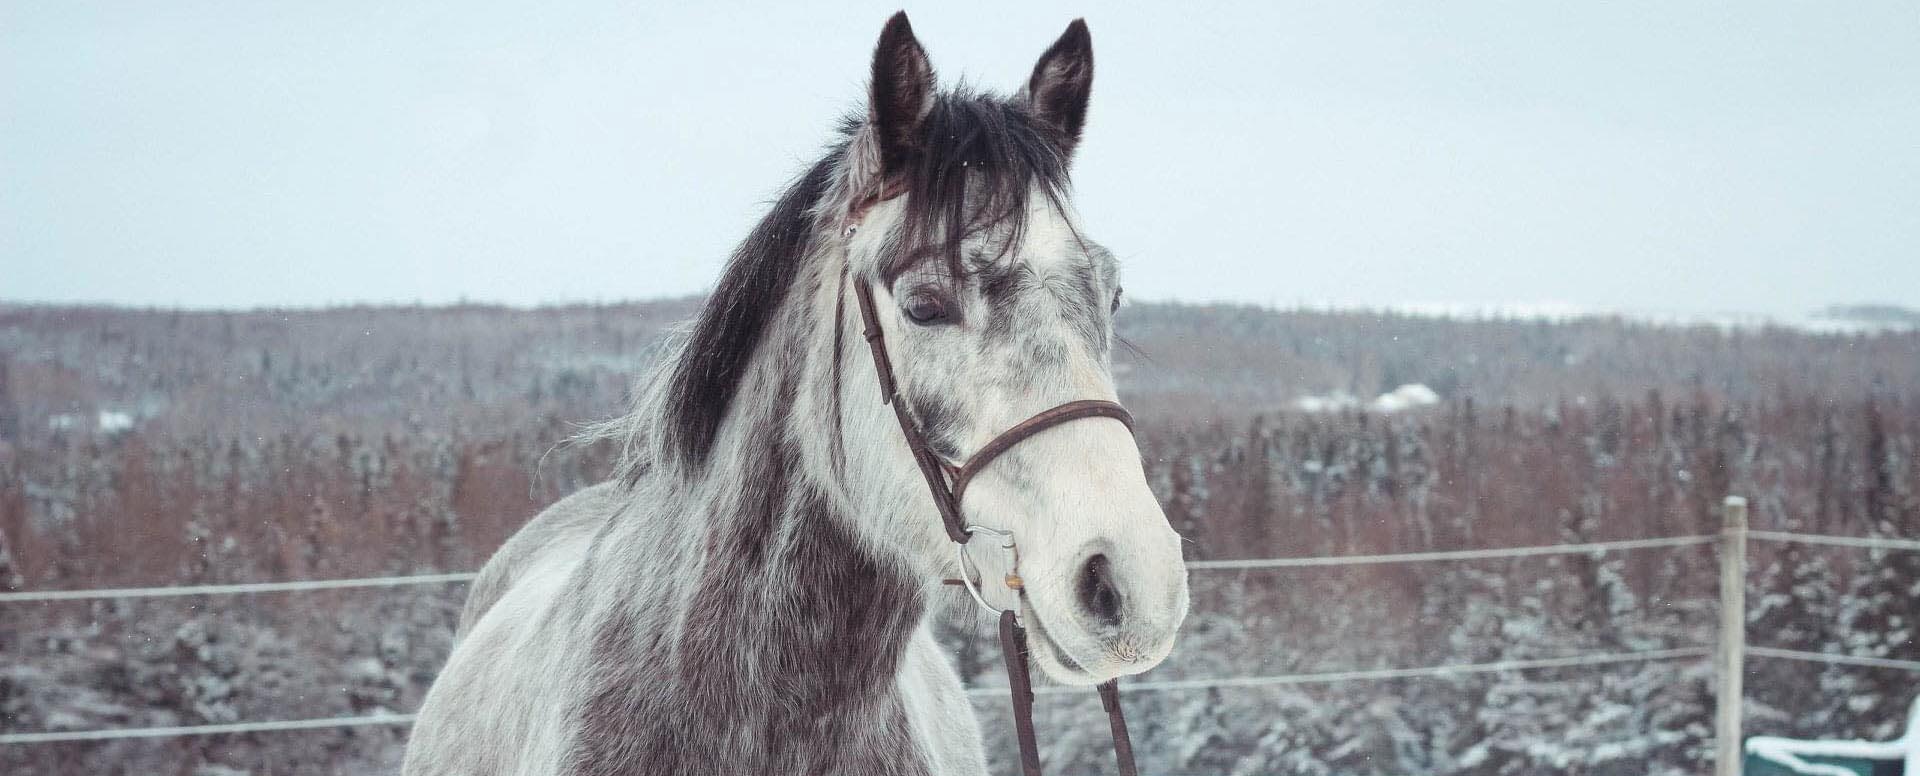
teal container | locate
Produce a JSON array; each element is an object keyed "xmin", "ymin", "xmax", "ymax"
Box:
[{"xmin": 1744, "ymin": 750, "xmax": 1901, "ymax": 775}]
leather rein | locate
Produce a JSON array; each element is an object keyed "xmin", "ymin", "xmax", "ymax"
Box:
[{"xmin": 850, "ymin": 263, "xmax": 1140, "ymax": 776}]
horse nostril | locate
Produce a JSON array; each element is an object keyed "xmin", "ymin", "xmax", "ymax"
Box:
[{"xmin": 1076, "ymin": 553, "xmax": 1124, "ymax": 627}]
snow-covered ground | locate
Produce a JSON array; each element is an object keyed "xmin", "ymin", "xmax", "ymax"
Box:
[
  {"xmin": 1292, "ymin": 383, "xmax": 1443, "ymax": 414},
  {"xmin": 46, "ymin": 409, "xmax": 137, "ymax": 434},
  {"xmin": 1274, "ymin": 300, "xmax": 1920, "ymax": 334},
  {"xmin": 1746, "ymin": 696, "xmax": 1920, "ymax": 775}
]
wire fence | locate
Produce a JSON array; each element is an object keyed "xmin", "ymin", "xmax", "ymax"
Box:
[
  {"xmin": 2, "ymin": 521, "xmax": 1917, "ymax": 747},
  {"xmin": 0, "ymin": 648, "xmax": 1715, "ymax": 745},
  {"xmin": 990, "ymin": 646, "xmax": 1714, "ymax": 696},
  {"xmin": 0, "ymin": 535, "xmax": 1720, "ymax": 603}
]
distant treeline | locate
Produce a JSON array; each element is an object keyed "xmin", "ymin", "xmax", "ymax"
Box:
[{"xmin": 1, "ymin": 302, "xmax": 1918, "ymax": 775}]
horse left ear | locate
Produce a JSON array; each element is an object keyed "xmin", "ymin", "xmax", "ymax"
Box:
[
  {"xmin": 869, "ymin": 12, "xmax": 936, "ymax": 179},
  {"xmin": 843, "ymin": 12, "xmax": 936, "ymax": 222},
  {"xmin": 1025, "ymin": 19, "xmax": 1094, "ymax": 156}
]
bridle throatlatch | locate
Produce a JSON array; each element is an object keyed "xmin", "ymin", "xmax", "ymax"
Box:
[{"xmin": 852, "ymin": 274, "xmax": 1141, "ymax": 776}]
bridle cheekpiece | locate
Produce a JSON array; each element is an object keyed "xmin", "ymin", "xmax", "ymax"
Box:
[{"xmin": 845, "ymin": 216, "xmax": 1140, "ymax": 776}]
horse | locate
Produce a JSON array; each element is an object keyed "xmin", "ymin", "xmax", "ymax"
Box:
[{"xmin": 402, "ymin": 13, "xmax": 1190, "ymax": 775}]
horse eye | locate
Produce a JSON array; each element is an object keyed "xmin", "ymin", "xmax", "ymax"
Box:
[
  {"xmin": 903, "ymin": 289, "xmax": 951, "ymax": 325},
  {"xmin": 1110, "ymin": 287, "xmax": 1124, "ymax": 314}
]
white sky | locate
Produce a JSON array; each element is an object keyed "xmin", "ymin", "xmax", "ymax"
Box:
[{"xmin": 4, "ymin": 1, "xmax": 1916, "ymax": 316}]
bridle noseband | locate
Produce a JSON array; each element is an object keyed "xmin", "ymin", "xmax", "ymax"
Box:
[{"xmin": 849, "ymin": 240, "xmax": 1140, "ymax": 776}]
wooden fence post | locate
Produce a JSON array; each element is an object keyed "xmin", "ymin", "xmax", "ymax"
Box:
[{"xmin": 1715, "ymin": 495, "xmax": 1749, "ymax": 776}]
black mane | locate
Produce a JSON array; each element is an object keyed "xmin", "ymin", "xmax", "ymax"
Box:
[{"xmin": 658, "ymin": 90, "xmax": 1074, "ymax": 472}]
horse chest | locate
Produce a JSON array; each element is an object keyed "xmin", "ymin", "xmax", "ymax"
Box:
[
  {"xmin": 568, "ymin": 509, "xmax": 948, "ymax": 776},
  {"xmin": 568, "ymin": 639, "xmax": 944, "ymax": 776}
]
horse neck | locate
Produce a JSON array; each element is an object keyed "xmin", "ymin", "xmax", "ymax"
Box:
[
  {"xmin": 790, "ymin": 243, "xmax": 959, "ymax": 573},
  {"xmin": 568, "ymin": 242, "xmax": 944, "ymax": 774},
  {"xmin": 649, "ymin": 238, "xmax": 932, "ymax": 698}
]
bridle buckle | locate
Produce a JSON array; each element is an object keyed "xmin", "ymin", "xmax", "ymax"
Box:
[{"xmin": 955, "ymin": 524, "xmax": 1020, "ymax": 616}]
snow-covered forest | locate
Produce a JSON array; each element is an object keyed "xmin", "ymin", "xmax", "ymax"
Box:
[{"xmin": 2, "ymin": 301, "xmax": 1917, "ymax": 775}]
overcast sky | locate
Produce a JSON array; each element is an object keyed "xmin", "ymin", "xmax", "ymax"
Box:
[{"xmin": 4, "ymin": 2, "xmax": 1916, "ymax": 316}]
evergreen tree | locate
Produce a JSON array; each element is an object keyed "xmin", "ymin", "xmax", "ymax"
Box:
[
  {"xmin": 1746, "ymin": 542, "xmax": 1841, "ymax": 734},
  {"xmin": 1820, "ymin": 397, "xmax": 1920, "ymax": 740}
]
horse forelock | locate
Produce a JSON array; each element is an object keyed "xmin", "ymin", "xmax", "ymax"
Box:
[{"xmin": 880, "ymin": 90, "xmax": 1075, "ymax": 285}]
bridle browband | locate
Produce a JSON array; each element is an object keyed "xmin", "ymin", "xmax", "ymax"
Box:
[{"xmin": 849, "ymin": 247, "xmax": 1140, "ymax": 776}]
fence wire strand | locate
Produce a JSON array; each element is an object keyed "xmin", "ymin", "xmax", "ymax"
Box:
[
  {"xmin": 0, "ymin": 713, "xmax": 416, "ymax": 745},
  {"xmin": 1747, "ymin": 646, "xmax": 1920, "ymax": 673},
  {"xmin": 1185, "ymin": 535, "xmax": 1716, "ymax": 570},
  {"xmin": 1748, "ymin": 530, "xmax": 1920, "ymax": 553},
  {"xmin": 0, "ymin": 572, "xmax": 478, "ymax": 603},
  {"xmin": 6, "ymin": 525, "xmax": 1919, "ymax": 745},
  {"xmin": 969, "ymin": 646, "xmax": 1713, "ymax": 697}
]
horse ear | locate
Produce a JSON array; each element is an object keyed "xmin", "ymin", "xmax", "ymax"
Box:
[
  {"xmin": 1024, "ymin": 19, "xmax": 1094, "ymax": 156},
  {"xmin": 868, "ymin": 12, "xmax": 935, "ymax": 178}
]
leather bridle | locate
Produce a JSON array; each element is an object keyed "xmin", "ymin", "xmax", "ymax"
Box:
[{"xmin": 850, "ymin": 254, "xmax": 1141, "ymax": 776}]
